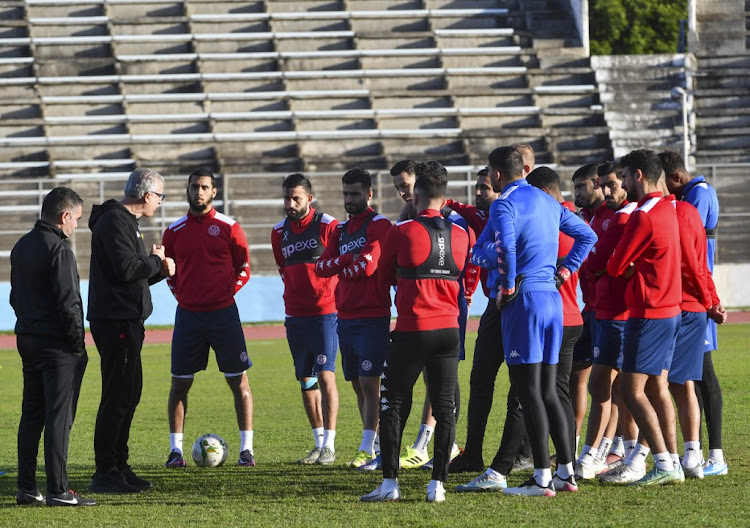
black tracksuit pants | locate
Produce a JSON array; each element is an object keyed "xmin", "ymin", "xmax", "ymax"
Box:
[
  {"xmin": 17, "ymin": 334, "xmax": 87, "ymax": 494},
  {"xmin": 91, "ymin": 319, "xmax": 145, "ymax": 473},
  {"xmin": 380, "ymin": 328, "xmax": 459, "ymax": 482}
]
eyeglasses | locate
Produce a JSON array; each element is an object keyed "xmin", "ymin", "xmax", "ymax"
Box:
[{"xmin": 149, "ymin": 191, "xmax": 166, "ymax": 201}]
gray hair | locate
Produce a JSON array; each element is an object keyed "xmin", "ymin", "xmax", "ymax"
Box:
[{"xmin": 124, "ymin": 168, "xmax": 163, "ymax": 200}]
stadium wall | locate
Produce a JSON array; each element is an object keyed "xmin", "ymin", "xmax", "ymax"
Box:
[{"xmin": 0, "ymin": 263, "xmax": 746, "ymax": 331}]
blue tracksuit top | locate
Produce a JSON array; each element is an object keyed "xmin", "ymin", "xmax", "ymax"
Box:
[
  {"xmin": 471, "ymin": 179, "xmax": 596, "ymax": 293},
  {"xmin": 682, "ymin": 175, "xmax": 719, "ymax": 272}
]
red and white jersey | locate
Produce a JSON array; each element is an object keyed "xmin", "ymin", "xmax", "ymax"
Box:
[
  {"xmin": 585, "ymin": 200, "xmax": 637, "ymax": 321},
  {"xmin": 607, "ymin": 192, "xmax": 682, "ymax": 319},
  {"xmin": 580, "ymin": 202, "xmax": 615, "ymax": 313},
  {"xmin": 271, "ymin": 208, "xmax": 338, "ymax": 317},
  {"xmin": 162, "ymin": 207, "xmax": 250, "ymax": 312},
  {"xmin": 315, "ymin": 207, "xmax": 392, "ymax": 319},
  {"xmin": 675, "ymin": 201, "xmax": 719, "ymax": 312},
  {"xmin": 559, "ymin": 201, "xmax": 583, "ymax": 327}
]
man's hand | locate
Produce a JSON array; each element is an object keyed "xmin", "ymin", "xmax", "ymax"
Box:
[
  {"xmin": 161, "ymin": 257, "xmax": 176, "ymax": 277},
  {"xmin": 152, "ymin": 243, "xmax": 166, "ymax": 260},
  {"xmin": 623, "ymin": 262, "xmax": 636, "ymax": 280},
  {"xmin": 709, "ymin": 304, "xmax": 727, "ymax": 325},
  {"xmin": 495, "ymin": 286, "xmax": 516, "ymax": 311},
  {"xmin": 554, "ymin": 266, "xmax": 571, "ymax": 289}
]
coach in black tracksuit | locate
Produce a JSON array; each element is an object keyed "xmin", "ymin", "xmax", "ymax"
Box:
[
  {"xmin": 11, "ymin": 187, "xmax": 95, "ymax": 506},
  {"xmin": 88, "ymin": 168, "xmax": 172, "ymax": 493}
]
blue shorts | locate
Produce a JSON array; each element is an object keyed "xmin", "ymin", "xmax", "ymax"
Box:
[
  {"xmin": 622, "ymin": 315, "xmax": 680, "ymax": 376},
  {"xmin": 171, "ymin": 303, "xmax": 251, "ymax": 376},
  {"xmin": 572, "ymin": 310, "xmax": 595, "ymax": 363},
  {"xmin": 669, "ymin": 311, "xmax": 709, "ymax": 384},
  {"xmin": 338, "ymin": 317, "xmax": 390, "ymax": 380},
  {"xmin": 285, "ymin": 313, "xmax": 338, "ymax": 380},
  {"xmin": 592, "ymin": 319, "xmax": 626, "ymax": 369},
  {"xmin": 501, "ymin": 290, "xmax": 562, "ymax": 366},
  {"xmin": 704, "ymin": 319, "xmax": 717, "ymax": 353},
  {"xmin": 458, "ymin": 293, "xmax": 468, "ymax": 361}
]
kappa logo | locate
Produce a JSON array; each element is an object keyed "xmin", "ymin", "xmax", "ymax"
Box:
[
  {"xmin": 240, "ymin": 351, "xmax": 248, "ymax": 363},
  {"xmin": 282, "ymin": 230, "xmax": 289, "ymax": 241},
  {"xmin": 317, "ymin": 354, "xmax": 327, "ymax": 365},
  {"xmin": 208, "ymin": 225, "xmax": 220, "ymax": 236},
  {"xmin": 593, "ymin": 346, "xmax": 600, "ymax": 358},
  {"xmin": 362, "ymin": 360, "xmax": 372, "ymax": 371},
  {"xmin": 509, "ymin": 350, "xmax": 520, "ymax": 358},
  {"xmin": 381, "ymin": 404, "xmax": 389, "ymax": 412}
]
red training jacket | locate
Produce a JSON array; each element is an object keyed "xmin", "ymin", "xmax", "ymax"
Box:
[
  {"xmin": 445, "ymin": 198, "xmax": 490, "ymax": 297},
  {"xmin": 271, "ymin": 208, "xmax": 338, "ymax": 317},
  {"xmin": 162, "ymin": 207, "xmax": 250, "ymax": 312},
  {"xmin": 379, "ymin": 209, "xmax": 472, "ymax": 332},
  {"xmin": 315, "ymin": 207, "xmax": 392, "ymax": 319},
  {"xmin": 579, "ymin": 202, "xmax": 614, "ymax": 313},
  {"xmin": 676, "ymin": 201, "xmax": 719, "ymax": 312},
  {"xmin": 584, "ymin": 200, "xmax": 637, "ymax": 321},
  {"xmin": 606, "ymin": 192, "xmax": 682, "ymax": 319},
  {"xmin": 559, "ymin": 201, "xmax": 583, "ymax": 327}
]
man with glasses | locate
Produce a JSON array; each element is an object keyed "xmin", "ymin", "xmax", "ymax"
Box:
[{"xmin": 88, "ymin": 168, "xmax": 175, "ymax": 493}]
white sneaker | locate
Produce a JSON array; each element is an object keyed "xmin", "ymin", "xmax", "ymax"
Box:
[
  {"xmin": 360, "ymin": 483, "xmax": 401, "ymax": 502},
  {"xmin": 598, "ymin": 463, "xmax": 646, "ymax": 484},
  {"xmin": 503, "ymin": 477, "xmax": 556, "ymax": 497},
  {"xmin": 426, "ymin": 481, "xmax": 446, "ymax": 503},
  {"xmin": 574, "ymin": 458, "xmax": 608, "ymax": 480},
  {"xmin": 682, "ymin": 462, "xmax": 704, "ymax": 479},
  {"xmin": 551, "ymin": 473, "xmax": 578, "ymax": 492}
]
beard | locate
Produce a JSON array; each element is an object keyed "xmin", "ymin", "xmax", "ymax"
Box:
[
  {"xmin": 287, "ymin": 204, "xmax": 309, "ymax": 221},
  {"xmin": 189, "ymin": 195, "xmax": 212, "ymax": 212},
  {"xmin": 345, "ymin": 202, "xmax": 366, "ymax": 216}
]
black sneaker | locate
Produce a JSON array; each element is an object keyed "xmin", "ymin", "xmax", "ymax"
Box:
[
  {"xmin": 47, "ymin": 489, "xmax": 97, "ymax": 507},
  {"xmin": 120, "ymin": 467, "xmax": 153, "ymax": 491},
  {"xmin": 448, "ymin": 452, "xmax": 485, "ymax": 474},
  {"xmin": 511, "ymin": 456, "xmax": 534, "ymax": 473},
  {"xmin": 89, "ymin": 468, "xmax": 141, "ymax": 494},
  {"xmin": 16, "ymin": 488, "xmax": 44, "ymax": 505}
]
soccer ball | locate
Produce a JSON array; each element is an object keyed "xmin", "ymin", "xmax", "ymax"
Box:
[{"xmin": 192, "ymin": 433, "xmax": 228, "ymax": 467}]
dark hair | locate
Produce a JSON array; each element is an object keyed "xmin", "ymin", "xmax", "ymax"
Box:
[
  {"xmin": 488, "ymin": 146, "xmax": 524, "ymax": 179},
  {"xmin": 189, "ymin": 168, "xmax": 216, "ymax": 188},
  {"xmin": 342, "ymin": 167, "xmax": 371, "ymax": 189},
  {"xmin": 282, "ymin": 173, "xmax": 312, "ymax": 193},
  {"xmin": 41, "ymin": 186, "xmax": 83, "ymax": 224},
  {"xmin": 477, "ymin": 167, "xmax": 489, "ymax": 177},
  {"xmin": 658, "ymin": 150, "xmax": 686, "ymax": 176},
  {"xmin": 598, "ymin": 160, "xmax": 623, "ymax": 179},
  {"xmin": 526, "ymin": 166, "xmax": 561, "ymax": 191},
  {"xmin": 620, "ymin": 149, "xmax": 662, "ymax": 184},
  {"xmin": 414, "ymin": 173, "xmax": 448, "ymax": 200},
  {"xmin": 414, "ymin": 160, "xmax": 447, "ymax": 179},
  {"xmin": 571, "ymin": 163, "xmax": 599, "ymax": 182},
  {"xmin": 389, "ymin": 159, "xmax": 418, "ymax": 177}
]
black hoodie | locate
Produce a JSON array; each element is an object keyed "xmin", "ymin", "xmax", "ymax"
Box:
[
  {"xmin": 10, "ymin": 220, "xmax": 86, "ymax": 355},
  {"xmin": 87, "ymin": 199, "xmax": 164, "ymax": 322}
]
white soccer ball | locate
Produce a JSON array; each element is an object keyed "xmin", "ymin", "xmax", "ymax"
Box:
[{"xmin": 192, "ymin": 433, "xmax": 228, "ymax": 467}]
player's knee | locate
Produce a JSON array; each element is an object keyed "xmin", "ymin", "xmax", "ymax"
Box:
[{"xmin": 300, "ymin": 377, "xmax": 319, "ymax": 392}]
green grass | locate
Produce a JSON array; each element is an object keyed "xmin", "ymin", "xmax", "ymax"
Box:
[{"xmin": 0, "ymin": 326, "xmax": 748, "ymax": 526}]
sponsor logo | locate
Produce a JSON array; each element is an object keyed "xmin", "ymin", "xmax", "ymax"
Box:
[
  {"xmin": 437, "ymin": 235, "xmax": 446, "ymax": 266},
  {"xmin": 339, "ymin": 236, "xmax": 366, "ymax": 255},
  {"xmin": 362, "ymin": 360, "xmax": 372, "ymax": 371},
  {"xmin": 208, "ymin": 225, "xmax": 220, "ymax": 236},
  {"xmin": 281, "ymin": 238, "xmax": 318, "ymax": 258},
  {"xmin": 317, "ymin": 354, "xmax": 327, "ymax": 365},
  {"xmin": 240, "ymin": 351, "xmax": 248, "ymax": 363},
  {"xmin": 593, "ymin": 346, "xmax": 600, "ymax": 358}
]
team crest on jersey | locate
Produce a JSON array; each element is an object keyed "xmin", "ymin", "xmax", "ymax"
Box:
[
  {"xmin": 593, "ymin": 347, "xmax": 600, "ymax": 358},
  {"xmin": 240, "ymin": 351, "xmax": 248, "ymax": 363},
  {"xmin": 317, "ymin": 354, "xmax": 327, "ymax": 365},
  {"xmin": 208, "ymin": 225, "xmax": 220, "ymax": 236},
  {"xmin": 362, "ymin": 360, "xmax": 372, "ymax": 372},
  {"xmin": 602, "ymin": 219, "xmax": 610, "ymax": 231}
]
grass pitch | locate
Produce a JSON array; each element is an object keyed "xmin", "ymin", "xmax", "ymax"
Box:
[{"xmin": 0, "ymin": 325, "xmax": 748, "ymax": 527}]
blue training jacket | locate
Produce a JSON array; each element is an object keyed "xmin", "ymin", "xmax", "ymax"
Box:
[{"xmin": 471, "ymin": 179, "xmax": 597, "ymax": 293}]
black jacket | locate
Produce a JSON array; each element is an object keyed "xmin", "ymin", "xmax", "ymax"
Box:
[
  {"xmin": 87, "ymin": 199, "xmax": 164, "ymax": 322},
  {"xmin": 10, "ymin": 220, "xmax": 86, "ymax": 355}
]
